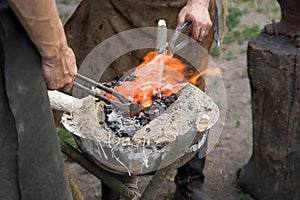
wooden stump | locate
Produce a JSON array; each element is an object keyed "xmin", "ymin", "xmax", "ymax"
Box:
[{"xmin": 237, "ymin": 33, "xmax": 300, "ymax": 199}]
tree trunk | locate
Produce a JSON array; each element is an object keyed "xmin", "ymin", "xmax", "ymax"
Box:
[{"xmin": 237, "ymin": 33, "xmax": 300, "ymax": 199}]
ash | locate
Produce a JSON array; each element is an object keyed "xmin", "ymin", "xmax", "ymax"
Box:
[{"xmin": 104, "ymin": 94, "xmax": 178, "ymax": 137}]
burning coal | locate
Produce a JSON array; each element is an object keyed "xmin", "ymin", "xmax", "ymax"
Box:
[
  {"xmin": 106, "ymin": 51, "xmax": 193, "ymax": 108},
  {"xmin": 104, "ymin": 93, "xmax": 178, "ymax": 137},
  {"xmin": 103, "ymin": 51, "xmax": 220, "ymax": 137}
]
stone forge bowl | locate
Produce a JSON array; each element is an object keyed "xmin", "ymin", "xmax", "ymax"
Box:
[{"xmin": 59, "ymin": 84, "xmax": 219, "ymax": 175}]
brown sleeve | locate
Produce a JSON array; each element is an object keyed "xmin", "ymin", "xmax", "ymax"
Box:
[{"xmin": 6, "ymin": 0, "xmax": 69, "ymax": 61}]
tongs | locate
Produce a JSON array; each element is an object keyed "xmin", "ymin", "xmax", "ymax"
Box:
[
  {"xmin": 159, "ymin": 21, "xmax": 191, "ymax": 54},
  {"xmin": 73, "ymin": 23, "xmax": 191, "ymax": 115},
  {"xmin": 74, "ymin": 73, "xmax": 141, "ymax": 115}
]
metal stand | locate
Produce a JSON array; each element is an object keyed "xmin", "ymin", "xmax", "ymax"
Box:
[{"xmin": 60, "ymin": 138, "xmax": 199, "ymax": 199}]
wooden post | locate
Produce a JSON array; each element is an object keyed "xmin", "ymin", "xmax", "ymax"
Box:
[{"xmin": 237, "ymin": 33, "xmax": 300, "ymax": 199}]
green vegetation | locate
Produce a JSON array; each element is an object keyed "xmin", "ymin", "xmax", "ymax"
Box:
[
  {"xmin": 59, "ymin": 12, "xmax": 71, "ymax": 24},
  {"xmin": 237, "ymin": 186, "xmax": 252, "ymax": 200},
  {"xmin": 215, "ymin": 140, "xmax": 222, "ymax": 147},
  {"xmin": 211, "ymin": 44, "xmax": 221, "ymax": 57},
  {"xmin": 62, "ymin": 0, "xmax": 72, "ymax": 5},
  {"xmin": 239, "ymin": 193, "xmax": 252, "ymax": 200},
  {"xmin": 256, "ymin": 8, "xmax": 263, "ymax": 13},
  {"xmin": 211, "ymin": 5, "xmax": 253, "ymax": 58},
  {"xmin": 236, "ymin": 120, "xmax": 241, "ymax": 127},
  {"xmin": 225, "ymin": 5, "xmax": 261, "ymax": 45},
  {"xmin": 226, "ymin": 7, "xmax": 245, "ymax": 31},
  {"xmin": 240, "ymin": 66, "xmax": 248, "ymax": 78},
  {"xmin": 230, "ymin": 0, "xmax": 263, "ymax": 5},
  {"xmin": 223, "ymin": 25, "xmax": 260, "ymax": 46},
  {"xmin": 57, "ymin": 128, "xmax": 78, "ymax": 149},
  {"xmin": 240, "ymin": 47, "xmax": 247, "ymax": 53},
  {"xmin": 268, "ymin": 7, "xmax": 280, "ymax": 16},
  {"xmin": 236, "ymin": 25, "xmax": 261, "ymax": 44},
  {"xmin": 224, "ymin": 50, "xmax": 235, "ymax": 61},
  {"xmin": 210, "ymin": 0, "xmax": 275, "ymax": 59},
  {"xmin": 223, "ymin": 33, "xmax": 236, "ymax": 45}
]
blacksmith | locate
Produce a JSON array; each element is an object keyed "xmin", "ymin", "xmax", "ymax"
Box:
[
  {"xmin": 0, "ymin": 0, "xmax": 76, "ymax": 199},
  {"xmin": 65, "ymin": 0, "xmax": 217, "ymax": 199}
]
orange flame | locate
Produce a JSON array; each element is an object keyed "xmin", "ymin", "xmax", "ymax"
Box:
[{"xmin": 106, "ymin": 51, "xmax": 221, "ymax": 109}]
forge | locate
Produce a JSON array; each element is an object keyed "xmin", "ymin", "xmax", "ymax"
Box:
[
  {"xmin": 59, "ymin": 83, "xmax": 219, "ymax": 175},
  {"xmin": 48, "ymin": 23, "xmax": 223, "ymax": 176},
  {"xmin": 48, "ymin": 47, "xmax": 221, "ymax": 176}
]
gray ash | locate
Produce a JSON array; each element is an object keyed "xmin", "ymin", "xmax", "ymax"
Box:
[
  {"xmin": 103, "ymin": 73, "xmax": 136, "ymax": 88},
  {"xmin": 104, "ymin": 93, "xmax": 178, "ymax": 137}
]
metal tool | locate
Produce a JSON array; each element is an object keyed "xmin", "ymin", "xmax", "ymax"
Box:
[
  {"xmin": 158, "ymin": 21, "xmax": 191, "ymax": 54},
  {"xmin": 74, "ymin": 73, "xmax": 141, "ymax": 115},
  {"xmin": 214, "ymin": 3, "xmax": 221, "ymax": 47},
  {"xmin": 76, "ymin": 73, "xmax": 130, "ymax": 104},
  {"xmin": 170, "ymin": 21, "xmax": 191, "ymax": 53},
  {"xmin": 163, "ymin": 15, "xmax": 221, "ymax": 53}
]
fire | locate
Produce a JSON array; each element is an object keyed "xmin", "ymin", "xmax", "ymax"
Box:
[{"xmin": 106, "ymin": 51, "xmax": 220, "ymax": 109}]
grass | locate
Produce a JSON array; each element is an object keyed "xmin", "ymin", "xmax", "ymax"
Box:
[
  {"xmin": 57, "ymin": 128, "xmax": 78, "ymax": 149},
  {"xmin": 236, "ymin": 25, "xmax": 261, "ymax": 44},
  {"xmin": 215, "ymin": 140, "xmax": 222, "ymax": 147},
  {"xmin": 237, "ymin": 186, "xmax": 252, "ymax": 200},
  {"xmin": 59, "ymin": 12, "xmax": 71, "ymax": 24},
  {"xmin": 211, "ymin": 44, "xmax": 221, "ymax": 57},
  {"xmin": 223, "ymin": 33, "xmax": 236, "ymax": 45},
  {"xmin": 239, "ymin": 193, "xmax": 252, "ymax": 200},
  {"xmin": 224, "ymin": 24, "xmax": 261, "ymax": 45},
  {"xmin": 213, "ymin": 0, "xmax": 278, "ymax": 59},
  {"xmin": 213, "ymin": 3, "xmax": 258, "ymax": 58},
  {"xmin": 224, "ymin": 50, "xmax": 235, "ymax": 61},
  {"xmin": 240, "ymin": 47, "xmax": 247, "ymax": 53},
  {"xmin": 226, "ymin": 7, "xmax": 247, "ymax": 31},
  {"xmin": 236, "ymin": 120, "xmax": 241, "ymax": 127},
  {"xmin": 256, "ymin": 8, "xmax": 263, "ymax": 13},
  {"xmin": 239, "ymin": 66, "xmax": 248, "ymax": 78},
  {"xmin": 62, "ymin": 0, "xmax": 72, "ymax": 5}
]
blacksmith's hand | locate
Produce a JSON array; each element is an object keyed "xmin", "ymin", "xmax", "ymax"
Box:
[
  {"xmin": 42, "ymin": 47, "xmax": 77, "ymax": 93},
  {"xmin": 6, "ymin": 0, "xmax": 77, "ymax": 93},
  {"xmin": 177, "ymin": 0, "xmax": 212, "ymax": 42}
]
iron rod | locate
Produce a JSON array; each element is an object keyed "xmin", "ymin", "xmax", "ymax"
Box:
[
  {"xmin": 74, "ymin": 82, "xmax": 131, "ymax": 114},
  {"xmin": 76, "ymin": 73, "xmax": 130, "ymax": 104}
]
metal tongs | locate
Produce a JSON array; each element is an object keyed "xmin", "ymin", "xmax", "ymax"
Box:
[
  {"xmin": 73, "ymin": 23, "xmax": 191, "ymax": 115},
  {"xmin": 74, "ymin": 73, "xmax": 141, "ymax": 115},
  {"xmin": 159, "ymin": 21, "xmax": 191, "ymax": 54}
]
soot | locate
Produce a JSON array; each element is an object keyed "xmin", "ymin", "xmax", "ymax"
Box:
[{"xmin": 103, "ymin": 93, "xmax": 178, "ymax": 138}]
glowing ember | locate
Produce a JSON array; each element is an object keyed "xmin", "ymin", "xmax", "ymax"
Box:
[
  {"xmin": 107, "ymin": 51, "xmax": 193, "ymax": 109},
  {"xmin": 104, "ymin": 51, "xmax": 221, "ymax": 137}
]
